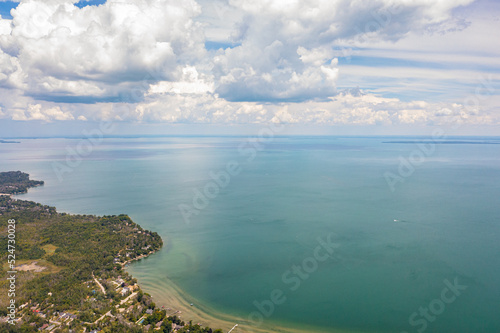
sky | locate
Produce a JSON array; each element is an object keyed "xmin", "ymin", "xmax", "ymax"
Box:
[{"xmin": 0, "ymin": 0, "xmax": 499, "ymax": 137}]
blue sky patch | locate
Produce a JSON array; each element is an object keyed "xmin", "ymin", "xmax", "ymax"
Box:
[
  {"xmin": 205, "ymin": 41, "xmax": 240, "ymax": 51},
  {"xmin": 0, "ymin": 1, "xmax": 18, "ymax": 19},
  {"xmin": 75, "ymin": 0, "xmax": 107, "ymax": 9}
]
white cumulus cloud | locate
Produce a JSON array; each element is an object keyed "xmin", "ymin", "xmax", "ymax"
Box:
[{"xmin": 0, "ymin": 0, "xmax": 497, "ymax": 129}]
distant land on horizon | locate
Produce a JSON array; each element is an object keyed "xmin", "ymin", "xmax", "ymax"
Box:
[
  {"xmin": 383, "ymin": 140, "xmax": 500, "ymax": 144},
  {"xmin": 1, "ymin": 134, "xmax": 500, "ymax": 140}
]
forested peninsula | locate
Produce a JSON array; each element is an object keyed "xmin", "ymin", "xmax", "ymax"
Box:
[
  {"xmin": 0, "ymin": 172, "xmax": 222, "ymax": 333},
  {"xmin": 0, "ymin": 171, "xmax": 44, "ymax": 195}
]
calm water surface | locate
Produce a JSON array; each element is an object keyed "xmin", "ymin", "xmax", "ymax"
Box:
[{"xmin": 1, "ymin": 136, "xmax": 499, "ymax": 332}]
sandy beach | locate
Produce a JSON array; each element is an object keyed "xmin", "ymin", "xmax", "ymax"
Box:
[{"xmin": 125, "ymin": 262, "xmax": 362, "ymax": 333}]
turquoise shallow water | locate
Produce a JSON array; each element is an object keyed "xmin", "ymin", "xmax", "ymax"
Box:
[{"xmin": 1, "ymin": 136, "xmax": 500, "ymax": 332}]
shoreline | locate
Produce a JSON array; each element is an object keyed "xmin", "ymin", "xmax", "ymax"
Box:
[
  {"xmin": 126, "ymin": 255, "xmax": 364, "ymax": 333},
  {"xmin": 120, "ymin": 249, "xmax": 160, "ymax": 267},
  {"xmin": 6, "ymin": 173, "xmax": 368, "ymax": 333}
]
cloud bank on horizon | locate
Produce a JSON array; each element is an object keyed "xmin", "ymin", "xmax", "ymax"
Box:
[{"xmin": 0, "ymin": 0, "xmax": 499, "ymax": 128}]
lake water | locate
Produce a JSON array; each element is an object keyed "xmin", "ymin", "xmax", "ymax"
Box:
[{"xmin": 2, "ymin": 136, "xmax": 500, "ymax": 332}]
